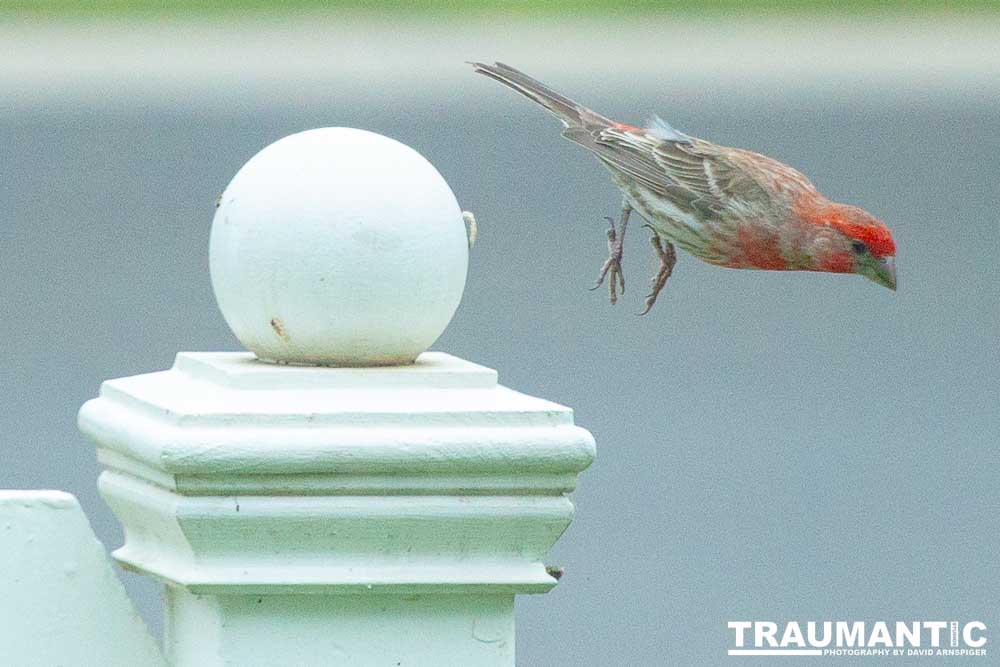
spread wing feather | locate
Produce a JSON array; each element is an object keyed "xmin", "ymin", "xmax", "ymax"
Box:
[
  {"xmin": 469, "ymin": 63, "xmax": 816, "ymax": 222},
  {"xmin": 566, "ymin": 125, "xmax": 812, "ymax": 220}
]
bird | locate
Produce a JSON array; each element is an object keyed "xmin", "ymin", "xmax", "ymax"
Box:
[{"xmin": 469, "ymin": 62, "xmax": 897, "ymax": 314}]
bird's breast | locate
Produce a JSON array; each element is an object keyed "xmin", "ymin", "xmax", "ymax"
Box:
[{"xmin": 730, "ymin": 225, "xmax": 791, "ymax": 270}]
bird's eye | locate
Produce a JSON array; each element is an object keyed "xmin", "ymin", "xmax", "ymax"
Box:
[{"xmin": 852, "ymin": 241, "xmax": 869, "ymax": 255}]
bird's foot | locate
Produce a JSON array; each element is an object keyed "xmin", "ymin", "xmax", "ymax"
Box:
[
  {"xmin": 590, "ymin": 204, "xmax": 631, "ymax": 305},
  {"xmin": 638, "ymin": 226, "xmax": 677, "ymax": 316},
  {"xmin": 590, "ymin": 217, "xmax": 625, "ymax": 303}
]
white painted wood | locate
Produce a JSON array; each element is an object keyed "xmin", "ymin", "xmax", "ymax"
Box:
[
  {"xmin": 165, "ymin": 588, "xmax": 515, "ymax": 667},
  {"xmin": 209, "ymin": 127, "xmax": 469, "ymax": 367},
  {"xmin": 80, "ymin": 352, "xmax": 595, "ymax": 665},
  {"xmin": 77, "ymin": 128, "xmax": 594, "ymax": 665},
  {"xmin": 0, "ymin": 491, "xmax": 166, "ymax": 667}
]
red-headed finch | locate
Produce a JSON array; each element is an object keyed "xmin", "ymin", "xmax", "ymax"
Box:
[{"xmin": 471, "ymin": 62, "xmax": 897, "ymax": 314}]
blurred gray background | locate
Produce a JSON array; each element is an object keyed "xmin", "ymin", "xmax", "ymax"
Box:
[{"xmin": 2, "ymin": 13, "xmax": 998, "ymax": 666}]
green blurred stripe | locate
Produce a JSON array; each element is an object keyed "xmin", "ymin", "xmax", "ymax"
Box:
[{"xmin": 5, "ymin": 0, "xmax": 1000, "ymax": 16}]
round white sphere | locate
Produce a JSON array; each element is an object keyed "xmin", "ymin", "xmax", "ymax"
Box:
[{"xmin": 209, "ymin": 127, "xmax": 468, "ymax": 366}]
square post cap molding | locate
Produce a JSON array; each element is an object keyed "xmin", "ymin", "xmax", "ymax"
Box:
[
  {"xmin": 78, "ymin": 127, "xmax": 595, "ymax": 665},
  {"xmin": 79, "ymin": 353, "xmax": 595, "ymax": 666},
  {"xmin": 78, "ymin": 351, "xmax": 595, "ymax": 595}
]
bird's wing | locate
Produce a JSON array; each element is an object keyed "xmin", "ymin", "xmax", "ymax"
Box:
[
  {"xmin": 562, "ymin": 125, "xmax": 673, "ymax": 196},
  {"xmin": 578, "ymin": 124, "xmax": 809, "ymax": 219},
  {"xmin": 651, "ymin": 141, "xmax": 765, "ymax": 215}
]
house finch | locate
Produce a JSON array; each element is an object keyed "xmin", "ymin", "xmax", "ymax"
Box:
[{"xmin": 470, "ymin": 62, "xmax": 897, "ymax": 314}]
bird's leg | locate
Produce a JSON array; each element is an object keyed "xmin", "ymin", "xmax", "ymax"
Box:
[
  {"xmin": 638, "ymin": 225, "xmax": 677, "ymax": 316},
  {"xmin": 589, "ymin": 202, "xmax": 631, "ymax": 304}
]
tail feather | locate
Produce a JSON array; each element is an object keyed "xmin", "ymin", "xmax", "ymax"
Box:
[{"xmin": 469, "ymin": 61, "xmax": 612, "ymax": 130}]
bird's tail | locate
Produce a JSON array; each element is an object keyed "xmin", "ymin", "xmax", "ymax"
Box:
[{"xmin": 469, "ymin": 62, "xmax": 613, "ymax": 130}]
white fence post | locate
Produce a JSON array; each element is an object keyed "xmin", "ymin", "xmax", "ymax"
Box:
[
  {"xmin": 78, "ymin": 128, "xmax": 595, "ymax": 666},
  {"xmin": 0, "ymin": 491, "xmax": 166, "ymax": 666}
]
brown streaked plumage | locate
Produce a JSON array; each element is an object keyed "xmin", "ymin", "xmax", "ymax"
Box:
[{"xmin": 470, "ymin": 61, "xmax": 897, "ymax": 313}]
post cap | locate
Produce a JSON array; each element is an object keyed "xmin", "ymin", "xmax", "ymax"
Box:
[{"xmin": 210, "ymin": 127, "xmax": 469, "ymax": 366}]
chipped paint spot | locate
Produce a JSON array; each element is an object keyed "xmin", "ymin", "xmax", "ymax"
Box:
[{"xmin": 270, "ymin": 317, "xmax": 289, "ymax": 341}]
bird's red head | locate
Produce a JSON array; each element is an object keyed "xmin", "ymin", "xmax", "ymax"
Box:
[
  {"xmin": 825, "ymin": 204, "xmax": 896, "ymax": 259},
  {"xmin": 797, "ymin": 200, "xmax": 897, "ymax": 290}
]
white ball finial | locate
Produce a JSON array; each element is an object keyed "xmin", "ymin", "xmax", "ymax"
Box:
[{"xmin": 209, "ymin": 128, "xmax": 469, "ymax": 366}]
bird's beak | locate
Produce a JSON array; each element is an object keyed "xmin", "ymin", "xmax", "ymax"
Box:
[{"xmin": 861, "ymin": 255, "xmax": 896, "ymax": 291}]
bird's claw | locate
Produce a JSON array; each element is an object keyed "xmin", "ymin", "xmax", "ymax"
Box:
[
  {"xmin": 590, "ymin": 214, "xmax": 627, "ymax": 304},
  {"xmin": 638, "ymin": 225, "xmax": 676, "ymax": 316}
]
